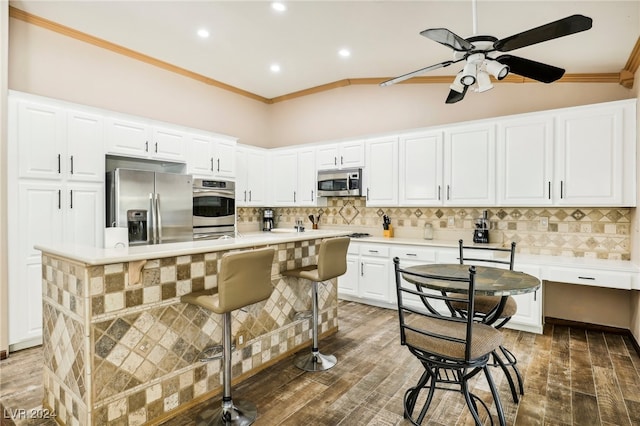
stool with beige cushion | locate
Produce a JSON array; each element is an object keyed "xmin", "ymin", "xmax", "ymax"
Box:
[
  {"xmin": 282, "ymin": 236, "xmax": 350, "ymax": 371},
  {"xmin": 180, "ymin": 247, "xmax": 275, "ymax": 425}
]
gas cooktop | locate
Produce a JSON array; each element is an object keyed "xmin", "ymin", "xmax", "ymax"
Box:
[{"xmin": 347, "ymin": 233, "xmax": 371, "ymax": 238}]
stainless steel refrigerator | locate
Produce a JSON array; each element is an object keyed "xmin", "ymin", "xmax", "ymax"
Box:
[{"xmin": 106, "ymin": 169, "xmax": 193, "ymax": 245}]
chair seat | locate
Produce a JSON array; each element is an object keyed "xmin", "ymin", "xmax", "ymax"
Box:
[
  {"xmin": 282, "ymin": 264, "xmax": 320, "ymax": 282},
  {"xmin": 405, "ymin": 315, "xmax": 503, "ymax": 361},
  {"xmin": 180, "ymin": 289, "xmax": 222, "ymax": 313},
  {"xmin": 449, "ymin": 294, "xmax": 517, "ymax": 318}
]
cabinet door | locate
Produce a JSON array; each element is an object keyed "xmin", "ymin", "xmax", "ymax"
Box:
[
  {"xmin": 270, "ymin": 151, "xmax": 297, "ymax": 206},
  {"xmin": 497, "ymin": 116, "xmax": 553, "ymax": 206},
  {"xmin": 338, "ymin": 253, "xmax": 360, "ymax": 298},
  {"xmin": 105, "ymin": 117, "xmax": 150, "ymax": 158},
  {"xmin": 360, "ymin": 257, "xmax": 390, "ymax": 302},
  {"xmin": 296, "ymin": 148, "xmax": 317, "ymax": 205},
  {"xmin": 188, "ymin": 134, "xmax": 214, "ymax": 177},
  {"xmin": 66, "ymin": 110, "xmax": 105, "ymax": 183},
  {"xmin": 509, "ymin": 264, "xmax": 543, "ymax": 333},
  {"xmin": 365, "ymin": 136, "xmax": 398, "ymax": 206},
  {"xmin": 151, "ymin": 126, "xmax": 187, "ymax": 162},
  {"xmin": 399, "ymin": 132, "xmax": 443, "ymax": 206},
  {"xmin": 17, "ymin": 101, "xmax": 65, "ymax": 180},
  {"xmin": 339, "ymin": 141, "xmax": 365, "ymax": 168},
  {"xmin": 246, "ymin": 150, "xmax": 268, "ymax": 205},
  {"xmin": 235, "ymin": 149, "xmax": 249, "ymax": 206},
  {"xmin": 316, "ymin": 144, "xmax": 340, "ymax": 170},
  {"xmin": 10, "ymin": 182, "xmax": 64, "ymax": 346},
  {"xmin": 214, "ymin": 138, "xmax": 236, "ymax": 179},
  {"xmin": 555, "ymin": 106, "xmax": 623, "ymax": 205},
  {"xmin": 444, "ymin": 124, "xmax": 496, "ymax": 206},
  {"xmin": 65, "ymin": 183, "xmax": 104, "ymax": 248}
]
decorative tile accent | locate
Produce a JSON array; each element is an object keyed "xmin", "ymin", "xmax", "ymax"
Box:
[{"xmin": 244, "ymin": 200, "xmax": 632, "ymax": 260}]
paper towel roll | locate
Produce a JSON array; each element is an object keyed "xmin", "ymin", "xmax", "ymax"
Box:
[{"xmin": 104, "ymin": 227, "xmax": 129, "ymax": 248}]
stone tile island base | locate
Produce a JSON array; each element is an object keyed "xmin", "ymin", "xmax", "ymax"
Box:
[{"xmin": 40, "ymin": 238, "xmax": 339, "ymax": 425}]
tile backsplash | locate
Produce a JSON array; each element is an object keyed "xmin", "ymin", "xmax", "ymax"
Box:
[{"xmin": 238, "ymin": 197, "xmax": 631, "ymax": 260}]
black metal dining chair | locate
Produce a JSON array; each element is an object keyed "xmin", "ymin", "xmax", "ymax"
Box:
[
  {"xmin": 393, "ymin": 257, "xmax": 506, "ymax": 426},
  {"xmin": 448, "ymin": 239, "xmax": 524, "ymax": 404}
]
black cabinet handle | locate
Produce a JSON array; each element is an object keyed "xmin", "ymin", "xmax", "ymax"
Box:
[
  {"xmin": 145, "ymin": 141, "xmax": 148, "ymax": 152},
  {"xmin": 578, "ymin": 276, "xmax": 595, "ymax": 280},
  {"xmin": 438, "ymin": 185, "xmax": 441, "ymax": 201},
  {"xmin": 406, "ymin": 253, "xmax": 417, "ymax": 257},
  {"xmin": 361, "ymin": 262, "xmax": 364, "ymax": 276},
  {"xmin": 70, "ymin": 155, "xmax": 74, "ymax": 175},
  {"xmin": 58, "ymin": 190, "xmax": 61, "ymax": 209},
  {"xmin": 155, "ymin": 142, "xmax": 158, "ymax": 153},
  {"xmin": 70, "ymin": 190, "xmax": 73, "ymax": 209},
  {"xmin": 210, "ymin": 158, "xmax": 214, "ymax": 171},
  {"xmin": 560, "ymin": 181, "xmax": 564, "ymax": 199},
  {"xmin": 293, "ymin": 191, "xmax": 296, "ymax": 202},
  {"xmin": 341, "ymin": 156, "xmax": 344, "ymax": 165},
  {"xmin": 249, "ymin": 190, "xmax": 252, "ymax": 202},
  {"xmin": 57, "ymin": 154, "xmax": 61, "ymax": 174},
  {"xmin": 334, "ymin": 157, "xmax": 337, "ymax": 166},
  {"xmin": 311, "ymin": 190, "xmax": 314, "ymax": 201},
  {"xmin": 217, "ymin": 158, "xmax": 220, "ymax": 172},
  {"xmin": 548, "ymin": 181, "xmax": 551, "ymax": 200},
  {"xmin": 447, "ymin": 185, "xmax": 451, "ymax": 200}
]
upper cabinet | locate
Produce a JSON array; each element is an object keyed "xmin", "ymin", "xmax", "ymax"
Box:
[
  {"xmin": 187, "ymin": 133, "xmax": 237, "ymax": 179},
  {"xmin": 496, "ymin": 115, "xmax": 554, "ymax": 206},
  {"xmin": 105, "ymin": 116, "xmax": 186, "ymax": 163},
  {"xmin": 554, "ymin": 101, "xmax": 634, "ymax": 206},
  {"xmin": 316, "ymin": 140, "xmax": 365, "ymax": 170},
  {"xmin": 365, "ymin": 136, "xmax": 398, "ymax": 206},
  {"xmin": 399, "ymin": 131, "xmax": 443, "ymax": 206},
  {"xmin": 236, "ymin": 145, "xmax": 268, "ymax": 206},
  {"xmin": 271, "ymin": 147, "xmax": 320, "ymax": 206},
  {"xmin": 443, "ymin": 123, "xmax": 496, "ymax": 206}
]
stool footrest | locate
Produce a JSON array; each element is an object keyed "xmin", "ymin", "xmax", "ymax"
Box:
[
  {"xmin": 293, "ymin": 310, "xmax": 312, "ymax": 321},
  {"xmin": 200, "ymin": 343, "xmax": 236, "ymax": 362},
  {"xmin": 294, "ymin": 351, "xmax": 337, "ymax": 372}
]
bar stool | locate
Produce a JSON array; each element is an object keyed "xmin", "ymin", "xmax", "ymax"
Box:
[
  {"xmin": 282, "ymin": 236, "xmax": 350, "ymax": 371},
  {"xmin": 180, "ymin": 247, "xmax": 275, "ymax": 425}
]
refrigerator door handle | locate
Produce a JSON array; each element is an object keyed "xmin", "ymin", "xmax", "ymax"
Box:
[
  {"xmin": 149, "ymin": 193, "xmax": 156, "ymax": 244},
  {"xmin": 155, "ymin": 193, "xmax": 163, "ymax": 243}
]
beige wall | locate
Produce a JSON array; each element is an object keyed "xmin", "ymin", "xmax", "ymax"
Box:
[
  {"xmin": 8, "ymin": 18, "xmax": 272, "ymax": 147},
  {"xmin": 268, "ymin": 80, "xmax": 633, "ymax": 147}
]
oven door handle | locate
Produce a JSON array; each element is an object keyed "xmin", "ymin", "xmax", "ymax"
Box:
[{"xmin": 192, "ymin": 189, "xmax": 233, "ymax": 196}]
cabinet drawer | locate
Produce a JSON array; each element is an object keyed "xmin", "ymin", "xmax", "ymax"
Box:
[
  {"xmin": 545, "ymin": 267, "xmax": 632, "ymax": 290},
  {"xmin": 359, "ymin": 244, "xmax": 390, "ymax": 258},
  {"xmin": 390, "ymin": 246, "xmax": 436, "ymax": 262}
]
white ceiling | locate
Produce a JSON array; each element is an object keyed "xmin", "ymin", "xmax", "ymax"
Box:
[{"xmin": 10, "ymin": 1, "xmax": 640, "ymax": 99}]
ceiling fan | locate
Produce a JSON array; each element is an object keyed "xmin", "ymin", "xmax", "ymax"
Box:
[{"xmin": 380, "ymin": 5, "xmax": 593, "ymax": 104}]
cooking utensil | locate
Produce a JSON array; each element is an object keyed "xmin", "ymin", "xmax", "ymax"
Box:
[{"xmin": 308, "ymin": 214, "xmax": 315, "ymax": 224}]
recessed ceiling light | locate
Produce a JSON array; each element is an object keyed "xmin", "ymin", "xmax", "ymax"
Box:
[
  {"xmin": 197, "ymin": 28, "xmax": 210, "ymax": 38},
  {"xmin": 338, "ymin": 49, "xmax": 351, "ymax": 58},
  {"xmin": 270, "ymin": 63, "xmax": 281, "ymax": 73},
  {"xmin": 271, "ymin": 2, "xmax": 286, "ymax": 12}
]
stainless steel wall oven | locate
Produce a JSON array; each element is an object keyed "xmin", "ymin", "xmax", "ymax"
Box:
[{"xmin": 192, "ymin": 178, "xmax": 236, "ymax": 239}]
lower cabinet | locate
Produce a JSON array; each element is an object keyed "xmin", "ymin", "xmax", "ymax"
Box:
[
  {"xmin": 339, "ymin": 241, "xmax": 544, "ymax": 334},
  {"xmin": 338, "ymin": 242, "xmax": 393, "ymax": 306}
]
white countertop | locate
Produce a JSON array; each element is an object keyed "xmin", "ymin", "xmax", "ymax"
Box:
[{"xmin": 36, "ymin": 229, "xmax": 351, "ymax": 265}]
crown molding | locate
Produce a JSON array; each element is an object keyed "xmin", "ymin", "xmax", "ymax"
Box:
[{"xmin": 9, "ymin": 6, "xmax": 633, "ymax": 105}]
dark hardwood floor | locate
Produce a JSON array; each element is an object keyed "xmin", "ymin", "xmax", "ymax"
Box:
[{"xmin": 1, "ymin": 301, "xmax": 639, "ymax": 425}]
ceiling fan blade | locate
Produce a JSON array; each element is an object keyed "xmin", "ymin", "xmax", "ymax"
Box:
[
  {"xmin": 445, "ymin": 86, "xmax": 468, "ymax": 104},
  {"xmin": 496, "ymin": 55, "xmax": 565, "ymax": 83},
  {"xmin": 380, "ymin": 60, "xmax": 455, "ymax": 86},
  {"xmin": 421, "ymin": 28, "xmax": 475, "ymax": 52},
  {"xmin": 494, "ymin": 14, "xmax": 592, "ymax": 52}
]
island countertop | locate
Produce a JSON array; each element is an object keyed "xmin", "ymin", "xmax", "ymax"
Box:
[{"xmin": 35, "ymin": 229, "xmax": 351, "ymax": 265}]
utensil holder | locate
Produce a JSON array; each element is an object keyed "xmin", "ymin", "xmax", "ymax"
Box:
[
  {"xmin": 312, "ymin": 224, "xmax": 318, "ymax": 230},
  {"xmin": 383, "ymin": 225, "xmax": 394, "ymax": 238}
]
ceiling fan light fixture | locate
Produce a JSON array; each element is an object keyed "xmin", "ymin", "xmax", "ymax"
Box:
[
  {"xmin": 461, "ymin": 62, "xmax": 477, "ymax": 86},
  {"xmin": 475, "ymin": 70, "xmax": 494, "ymax": 93},
  {"xmin": 485, "ymin": 59, "xmax": 509, "ymax": 80},
  {"xmin": 449, "ymin": 73, "xmax": 465, "ymax": 93}
]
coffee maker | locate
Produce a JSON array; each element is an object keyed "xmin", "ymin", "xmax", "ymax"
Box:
[
  {"xmin": 262, "ymin": 208, "xmax": 275, "ymax": 232},
  {"xmin": 473, "ymin": 210, "xmax": 489, "ymax": 244},
  {"xmin": 127, "ymin": 209, "xmax": 148, "ymax": 244}
]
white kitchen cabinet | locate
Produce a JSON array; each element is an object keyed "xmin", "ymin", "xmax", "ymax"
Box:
[
  {"xmin": 444, "ymin": 123, "xmax": 496, "ymax": 206},
  {"xmin": 497, "ymin": 116, "xmax": 554, "ymax": 206},
  {"xmin": 270, "ymin": 147, "xmax": 320, "ymax": 206},
  {"xmin": 510, "ymin": 264, "xmax": 543, "ymax": 334},
  {"xmin": 554, "ymin": 101, "xmax": 632, "ymax": 206},
  {"xmin": 65, "ymin": 183, "xmax": 105, "ymax": 248},
  {"xmin": 67, "ymin": 110, "xmax": 105, "ymax": 183},
  {"xmin": 399, "ymin": 131, "xmax": 444, "ymax": 206},
  {"xmin": 338, "ymin": 242, "xmax": 392, "ymax": 306},
  {"xmin": 105, "ymin": 116, "xmax": 187, "ymax": 163},
  {"xmin": 316, "ymin": 140, "xmax": 365, "ymax": 170},
  {"xmin": 187, "ymin": 133, "xmax": 237, "ymax": 179},
  {"xmin": 236, "ymin": 146, "xmax": 268, "ymax": 206},
  {"xmin": 365, "ymin": 136, "xmax": 398, "ymax": 206}
]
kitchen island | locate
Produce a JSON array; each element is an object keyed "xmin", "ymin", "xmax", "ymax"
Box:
[{"xmin": 35, "ymin": 229, "xmax": 349, "ymax": 426}]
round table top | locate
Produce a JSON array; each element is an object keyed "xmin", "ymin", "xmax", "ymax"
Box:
[{"xmin": 401, "ymin": 263, "xmax": 541, "ymax": 296}]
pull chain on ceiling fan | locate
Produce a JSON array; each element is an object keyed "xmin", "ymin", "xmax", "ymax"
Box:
[{"xmin": 380, "ymin": 0, "xmax": 593, "ymax": 103}]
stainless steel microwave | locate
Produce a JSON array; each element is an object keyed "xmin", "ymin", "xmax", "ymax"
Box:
[{"xmin": 317, "ymin": 168, "xmax": 362, "ymax": 197}]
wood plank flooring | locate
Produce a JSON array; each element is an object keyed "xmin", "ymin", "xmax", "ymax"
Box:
[{"xmin": 1, "ymin": 301, "xmax": 639, "ymax": 425}]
